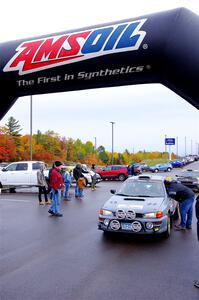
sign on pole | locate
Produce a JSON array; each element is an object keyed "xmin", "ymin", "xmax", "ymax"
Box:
[{"xmin": 165, "ymin": 138, "xmax": 175, "ymax": 145}]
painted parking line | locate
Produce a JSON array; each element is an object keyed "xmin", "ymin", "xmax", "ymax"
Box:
[{"xmin": 0, "ymin": 198, "xmax": 32, "ymax": 203}]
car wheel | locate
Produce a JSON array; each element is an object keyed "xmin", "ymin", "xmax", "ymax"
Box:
[
  {"xmin": 118, "ymin": 174, "xmax": 126, "ymax": 181},
  {"xmin": 163, "ymin": 216, "xmax": 171, "ymax": 238},
  {"xmin": 154, "ymin": 169, "xmax": 159, "ymax": 173},
  {"xmin": 167, "ymin": 168, "xmax": 171, "ymax": 172},
  {"xmin": 9, "ymin": 187, "xmax": 16, "ymax": 193}
]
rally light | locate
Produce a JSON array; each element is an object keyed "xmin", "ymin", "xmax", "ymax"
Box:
[
  {"xmin": 99, "ymin": 209, "xmax": 113, "ymax": 216},
  {"xmin": 145, "ymin": 222, "xmax": 153, "ymax": 230},
  {"xmin": 103, "ymin": 219, "xmax": 110, "ymax": 226},
  {"xmin": 144, "ymin": 211, "xmax": 163, "ymax": 219}
]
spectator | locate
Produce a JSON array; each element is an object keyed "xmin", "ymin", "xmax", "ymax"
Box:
[
  {"xmin": 48, "ymin": 161, "xmax": 64, "ymax": 217},
  {"xmin": 73, "ymin": 163, "xmax": 83, "ymax": 198},
  {"xmin": 164, "ymin": 177, "xmax": 195, "ymax": 230},
  {"xmin": 37, "ymin": 164, "xmax": 50, "ymax": 205},
  {"xmin": 91, "ymin": 164, "xmax": 97, "ymax": 191},
  {"xmin": 77, "ymin": 175, "xmax": 86, "ymax": 199},
  {"xmin": 63, "ymin": 168, "xmax": 72, "ymax": 200}
]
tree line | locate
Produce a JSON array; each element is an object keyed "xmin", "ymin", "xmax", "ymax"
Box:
[{"xmin": 0, "ymin": 116, "xmax": 172, "ymax": 165}]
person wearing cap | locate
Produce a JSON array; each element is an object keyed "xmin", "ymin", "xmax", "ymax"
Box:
[
  {"xmin": 164, "ymin": 176, "xmax": 195, "ymax": 230},
  {"xmin": 48, "ymin": 161, "xmax": 64, "ymax": 217}
]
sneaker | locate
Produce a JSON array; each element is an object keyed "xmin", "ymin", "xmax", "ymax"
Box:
[
  {"xmin": 48, "ymin": 209, "xmax": 55, "ymax": 215},
  {"xmin": 186, "ymin": 225, "xmax": 192, "ymax": 229},
  {"xmin": 194, "ymin": 280, "xmax": 199, "ymax": 288},
  {"xmin": 54, "ymin": 212, "xmax": 63, "ymax": 217},
  {"xmin": 45, "ymin": 200, "xmax": 51, "ymax": 205},
  {"xmin": 175, "ymin": 225, "xmax": 186, "ymax": 231},
  {"xmin": 39, "ymin": 201, "xmax": 45, "ymax": 205}
]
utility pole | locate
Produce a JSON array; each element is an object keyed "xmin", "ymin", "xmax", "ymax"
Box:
[
  {"xmin": 30, "ymin": 95, "xmax": 33, "ymax": 161},
  {"xmin": 110, "ymin": 122, "xmax": 115, "ymax": 165}
]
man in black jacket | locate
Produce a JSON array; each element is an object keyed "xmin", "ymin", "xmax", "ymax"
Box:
[
  {"xmin": 73, "ymin": 163, "xmax": 83, "ymax": 197},
  {"xmin": 164, "ymin": 177, "xmax": 195, "ymax": 230}
]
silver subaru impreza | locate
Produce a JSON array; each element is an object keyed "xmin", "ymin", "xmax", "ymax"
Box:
[{"xmin": 98, "ymin": 174, "xmax": 176, "ymax": 238}]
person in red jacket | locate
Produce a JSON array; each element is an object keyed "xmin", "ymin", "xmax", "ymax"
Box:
[{"xmin": 48, "ymin": 161, "xmax": 64, "ymax": 217}]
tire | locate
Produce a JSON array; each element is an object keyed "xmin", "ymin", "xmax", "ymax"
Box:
[
  {"xmin": 163, "ymin": 216, "xmax": 171, "ymax": 238},
  {"xmin": 118, "ymin": 173, "xmax": 126, "ymax": 181},
  {"xmin": 154, "ymin": 169, "xmax": 159, "ymax": 173},
  {"xmin": 9, "ymin": 187, "xmax": 16, "ymax": 193},
  {"xmin": 167, "ymin": 168, "xmax": 171, "ymax": 172}
]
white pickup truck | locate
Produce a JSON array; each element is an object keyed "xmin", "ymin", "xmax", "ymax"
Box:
[{"xmin": 0, "ymin": 161, "xmax": 49, "ymax": 191}]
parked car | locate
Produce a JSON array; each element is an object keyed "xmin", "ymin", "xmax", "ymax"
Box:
[
  {"xmin": 98, "ymin": 174, "xmax": 176, "ymax": 238},
  {"xmin": 139, "ymin": 163, "xmax": 150, "ymax": 172},
  {"xmin": 95, "ymin": 165, "xmax": 128, "ymax": 181},
  {"xmin": 169, "ymin": 160, "xmax": 184, "ymax": 168},
  {"xmin": 176, "ymin": 169, "xmax": 199, "ymax": 192},
  {"xmin": 0, "ymin": 161, "xmax": 48, "ymax": 192},
  {"xmin": 68, "ymin": 164, "xmax": 101, "ymax": 186},
  {"xmin": 149, "ymin": 163, "xmax": 173, "ymax": 173},
  {"xmin": 0, "ymin": 162, "xmax": 9, "ymax": 170}
]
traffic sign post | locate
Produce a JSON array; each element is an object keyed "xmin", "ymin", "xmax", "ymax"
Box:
[{"xmin": 165, "ymin": 138, "xmax": 175, "ymax": 160}]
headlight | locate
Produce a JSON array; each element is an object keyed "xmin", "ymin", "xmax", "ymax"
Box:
[
  {"xmin": 99, "ymin": 209, "xmax": 113, "ymax": 216},
  {"xmin": 144, "ymin": 211, "xmax": 163, "ymax": 218}
]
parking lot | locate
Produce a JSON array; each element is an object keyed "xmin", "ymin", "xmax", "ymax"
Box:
[{"xmin": 0, "ymin": 165, "xmax": 199, "ymax": 300}]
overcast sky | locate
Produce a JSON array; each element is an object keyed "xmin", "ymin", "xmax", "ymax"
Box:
[{"xmin": 0, "ymin": 0, "xmax": 199, "ymax": 156}]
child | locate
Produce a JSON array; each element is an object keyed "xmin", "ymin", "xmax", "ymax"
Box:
[
  {"xmin": 63, "ymin": 168, "xmax": 72, "ymax": 200},
  {"xmin": 77, "ymin": 175, "xmax": 86, "ymax": 199}
]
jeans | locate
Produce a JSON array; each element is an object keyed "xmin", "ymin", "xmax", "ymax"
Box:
[
  {"xmin": 75, "ymin": 182, "xmax": 79, "ymax": 197},
  {"xmin": 79, "ymin": 188, "xmax": 84, "ymax": 198},
  {"xmin": 180, "ymin": 196, "xmax": 195, "ymax": 228},
  {"xmin": 50, "ymin": 188, "xmax": 61, "ymax": 213},
  {"xmin": 64, "ymin": 182, "xmax": 70, "ymax": 198}
]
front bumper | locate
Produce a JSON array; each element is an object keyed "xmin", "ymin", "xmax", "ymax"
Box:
[{"xmin": 98, "ymin": 216, "xmax": 168, "ymax": 235}]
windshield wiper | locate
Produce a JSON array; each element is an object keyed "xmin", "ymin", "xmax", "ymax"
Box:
[{"xmin": 116, "ymin": 193, "xmax": 129, "ymax": 196}]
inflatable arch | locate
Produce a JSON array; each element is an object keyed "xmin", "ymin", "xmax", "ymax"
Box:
[{"xmin": 0, "ymin": 7, "xmax": 199, "ymax": 120}]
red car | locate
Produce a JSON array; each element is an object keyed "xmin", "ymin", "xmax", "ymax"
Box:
[{"xmin": 96, "ymin": 165, "xmax": 128, "ymax": 181}]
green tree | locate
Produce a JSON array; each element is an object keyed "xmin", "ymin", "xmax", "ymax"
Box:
[{"xmin": 5, "ymin": 116, "xmax": 22, "ymax": 136}]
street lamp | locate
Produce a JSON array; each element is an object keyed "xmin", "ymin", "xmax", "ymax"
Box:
[
  {"xmin": 94, "ymin": 137, "xmax": 97, "ymax": 150},
  {"xmin": 110, "ymin": 122, "xmax": 115, "ymax": 165},
  {"xmin": 30, "ymin": 95, "xmax": 33, "ymax": 161}
]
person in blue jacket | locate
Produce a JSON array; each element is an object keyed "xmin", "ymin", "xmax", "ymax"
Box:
[{"xmin": 63, "ymin": 168, "xmax": 72, "ymax": 200}]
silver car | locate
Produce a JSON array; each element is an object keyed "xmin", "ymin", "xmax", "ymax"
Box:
[{"xmin": 98, "ymin": 174, "xmax": 176, "ymax": 238}]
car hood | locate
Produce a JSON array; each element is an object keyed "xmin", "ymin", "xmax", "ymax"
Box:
[{"xmin": 103, "ymin": 195, "xmax": 165, "ymax": 213}]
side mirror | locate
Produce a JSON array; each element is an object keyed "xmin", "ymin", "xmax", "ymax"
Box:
[
  {"xmin": 2, "ymin": 168, "xmax": 6, "ymax": 172},
  {"xmin": 175, "ymin": 175, "xmax": 178, "ymax": 177},
  {"xmin": 110, "ymin": 189, "xmax": 116, "ymax": 194}
]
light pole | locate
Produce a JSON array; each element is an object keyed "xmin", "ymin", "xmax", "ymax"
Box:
[
  {"xmin": 110, "ymin": 122, "xmax": 115, "ymax": 165},
  {"xmin": 30, "ymin": 95, "xmax": 33, "ymax": 161},
  {"xmin": 94, "ymin": 137, "xmax": 97, "ymax": 150}
]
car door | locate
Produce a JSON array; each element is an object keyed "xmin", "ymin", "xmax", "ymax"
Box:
[
  {"xmin": 101, "ymin": 166, "xmax": 112, "ymax": 178},
  {"xmin": 2, "ymin": 162, "xmax": 30, "ymax": 185}
]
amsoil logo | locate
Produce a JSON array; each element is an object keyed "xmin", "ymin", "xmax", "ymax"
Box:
[{"xmin": 3, "ymin": 19, "xmax": 147, "ymax": 75}]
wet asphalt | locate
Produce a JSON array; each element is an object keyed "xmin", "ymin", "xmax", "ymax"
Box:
[{"xmin": 0, "ymin": 164, "xmax": 199, "ymax": 300}]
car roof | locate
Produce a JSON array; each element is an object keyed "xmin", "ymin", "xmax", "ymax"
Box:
[{"xmin": 128, "ymin": 174, "xmax": 165, "ymax": 182}]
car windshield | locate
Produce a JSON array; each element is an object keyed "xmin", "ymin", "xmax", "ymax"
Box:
[
  {"xmin": 181, "ymin": 171, "xmax": 199, "ymax": 177},
  {"xmin": 116, "ymin": 180, "xmax": 165, "ymax": 197}
]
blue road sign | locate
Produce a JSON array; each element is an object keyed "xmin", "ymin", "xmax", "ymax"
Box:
[{"xmin": 165, "ymin": 138, "xmax": 175, "ymax": 145}]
